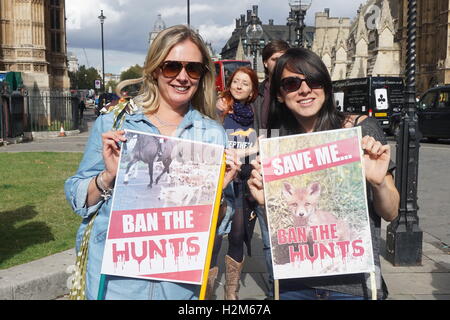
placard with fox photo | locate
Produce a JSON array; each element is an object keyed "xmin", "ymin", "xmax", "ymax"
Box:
[
  {"xmin": 259, "ymin": 127, "xmax": 375, "ymax": 280},
  {"xmin": 100, "ymin": 130, "xmax": 224, "ymax": 285}
]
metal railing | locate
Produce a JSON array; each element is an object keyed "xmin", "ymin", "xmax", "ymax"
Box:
[
  {"xmin": 0, "ymin": 95, "xmax": 7, "ymax": 140},
  {"xmin": 25, "ymin": 90, "xmax": 80, "ymax": 133}
]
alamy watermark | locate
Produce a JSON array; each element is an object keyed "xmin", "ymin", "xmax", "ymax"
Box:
[{"xmin": 365, "ymin": 4, "xmax": 383, "ymax": 31}]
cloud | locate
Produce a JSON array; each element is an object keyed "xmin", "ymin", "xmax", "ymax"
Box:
[
  {"xmin": 160, "ymin": 4, "xmax": 215, "ymax": 18},
  {"xmin": 66, "ymin": 0, "xmax": 365, "ymax": 76},
  {"xmin": 197, "ymin": 23, "xmax": 236, "ymax": 47},
  {"xmin": 66, "ymin": 0, "xmax": 123, "ymax": 30}
]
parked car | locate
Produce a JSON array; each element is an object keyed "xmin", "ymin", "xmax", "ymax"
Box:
[{"xmin": 417, "ymin": 85, "xmax": 450, "ymax": 140}]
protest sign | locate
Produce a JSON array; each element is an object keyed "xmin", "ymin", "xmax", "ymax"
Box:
[
  {"xmin": 259, "ymin": 127, "xmax": 375, "ymax": 280},
  {"xmin": 100, "ymin": 130, "xmax": 224, "ymax": 285}
]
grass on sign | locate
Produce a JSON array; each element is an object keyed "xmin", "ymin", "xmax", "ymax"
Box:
[{"xmin": 0, "ymin": 152, "xmax": 83, "ymax": 269}]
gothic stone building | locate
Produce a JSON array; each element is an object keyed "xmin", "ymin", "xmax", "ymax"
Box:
[
  {"xmin": 397, "ymin": 0, "xmax": 450, "ymax": 94},
  {"xmin": 313, "ymin": 0, "xmax": 401, "ymax": 81},
  {"xmin": 0, "ymin": 0, "xmax": 70, "ymax": 91},
  {"xmin": 314, "ymin": 0, "xmax": 450, "ymax": 95},
  {"xmin": 220, "ymin": 5, "xmax": 314, "ymax": 79},
  {"xmin": 221, "ymin": 2, "xmax": 399, "ymax": 81}
]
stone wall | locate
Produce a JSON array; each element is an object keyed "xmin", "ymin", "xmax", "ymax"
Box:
[{"xmin": 0, "ymin": 0, "xmax": 69, "ymax": 91}]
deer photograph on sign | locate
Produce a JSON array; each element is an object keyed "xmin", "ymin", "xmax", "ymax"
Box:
[
  {"xmin": 259, "ymin": 127, "xmax": 375, "ymax": 280},
  {"xmin": 100, "ymin": 130, "xmax": 224, "ymax": 285}
]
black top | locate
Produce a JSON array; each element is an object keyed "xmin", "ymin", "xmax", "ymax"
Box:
[
  {"xmin": 223, "ymin": 104, "xmax": 258, "ymax": 181},
  {"xmin": 223, "ymin": 105, "xmax": 259, "ymax": 255}
]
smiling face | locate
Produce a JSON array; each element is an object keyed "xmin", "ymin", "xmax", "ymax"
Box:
[
  {"xmin": 278, "ymin": 68, "xmax": 326, "ymax": 123},
  {"xmin": 155, "ymin": 39, "xmax": 204, "ymax": 112},
  {"xmin": 229, "ymin": 71, "xmax": 253, "ymax": 103}
]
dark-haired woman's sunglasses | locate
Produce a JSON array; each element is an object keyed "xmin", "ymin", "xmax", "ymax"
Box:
[
  {"xmin": 160, "ymin": 60, "xmax": 207, "ymax": 79},
  {"xmin": 280, "ymin": 77, "xmax": 323, "ymax": 92}
]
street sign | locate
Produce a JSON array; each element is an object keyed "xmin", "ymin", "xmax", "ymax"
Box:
[{"xmin": 95, "ymin": 79, "xmax": 101, "ymax": 89}]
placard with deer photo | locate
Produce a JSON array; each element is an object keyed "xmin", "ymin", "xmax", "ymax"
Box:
[{"xmin": 100, "ymin": 130, "xmax": 225, "ymax": 285}]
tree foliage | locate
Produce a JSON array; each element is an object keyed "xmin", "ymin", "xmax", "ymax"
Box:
[
  {"xmin": 69, "ymin": 65, "xmax": 102, "ymax": 90},
  {"xmin": 120, "ymin": 64, "xmax": 143, "ymax": 82},
  {"xmin": 119, "ymin": 64, "xmax": 143, "ymax": 95}
]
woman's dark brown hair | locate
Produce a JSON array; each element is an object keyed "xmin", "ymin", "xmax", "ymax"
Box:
[{"xmin": 268, "ymin": 47, "xmax": 345, "ymax": 134}]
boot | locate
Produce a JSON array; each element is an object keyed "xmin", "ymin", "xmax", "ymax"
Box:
[
  {"xmin": 224, "ymin": 255, "xmax": 244, "ymax": 300},
  {"xmin": 205, "ymin": 266, "xmax": 218, "ymax": 300}
]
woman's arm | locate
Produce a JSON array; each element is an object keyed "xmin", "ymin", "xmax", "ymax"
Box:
[
  {"xmin": 361, "ymin": 135, "xmax": 399, "ymax": 221},
  {"xmin": 371, "ymin": 173, "xmax": 399, "ymax": 222},
  {"xmin": 64, "ymin": 114, "xmax": 126, "ymax": 218},
  {"xmin": 223, "ymin": 148, "xmax": 241, "ymax": 189}
]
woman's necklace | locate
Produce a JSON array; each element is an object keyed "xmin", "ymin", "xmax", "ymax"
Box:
[{"xmin": 152, "ymin": 113, "xmax": 180, "ymax": 127}]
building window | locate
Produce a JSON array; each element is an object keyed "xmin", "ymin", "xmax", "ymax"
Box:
[
  {"xmin": 50, "ymin": 0, "xmax": 60, "ymax": 6},
  {"xmin": 51, "ymin": 8, "xmax": 61, "ymax": 30},
  {"xmin": 51, "ymin": 32, "xmax": 61, "ymax": 52}
]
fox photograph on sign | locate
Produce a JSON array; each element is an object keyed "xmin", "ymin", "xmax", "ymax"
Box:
[
  {"xmin": 100, "ymin": 130, "xmax": 224, "ymax": 285},
  {"xmin": 259, "ymin": 127, "xmax": 375, "ymax": 280}
]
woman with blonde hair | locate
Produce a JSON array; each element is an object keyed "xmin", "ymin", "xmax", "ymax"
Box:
[
  {"xmin": 65, "ymin": 25, "xmax": 239, "ymax": 300},
  {"xmin": 115, "ymin": 25, "xmax": 217, "ymax": 122}
]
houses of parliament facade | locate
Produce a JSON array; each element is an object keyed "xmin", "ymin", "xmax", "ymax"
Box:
[{"xmin": 0, "ymin": 0, "xmax": 69, "ymax": 91}]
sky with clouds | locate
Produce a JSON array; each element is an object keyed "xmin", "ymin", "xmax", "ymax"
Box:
[{"xmin": 66, "ymin": 0, "xmax": 367, "ymax": 75}]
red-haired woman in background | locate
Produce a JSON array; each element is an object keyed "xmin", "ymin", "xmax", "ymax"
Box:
[{"xmin": 207, "ymin": 67, "xmax": 259, "ymax": 299}]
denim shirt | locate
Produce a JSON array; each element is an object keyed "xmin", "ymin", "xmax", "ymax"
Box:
[{"xmin": 64, "ymin": 104, "xmax": 232, "ymax": 300}]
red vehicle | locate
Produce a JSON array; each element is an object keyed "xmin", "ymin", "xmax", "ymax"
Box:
[{"xmin": 213, "ymin": 60, "xmax": 252, "ymax": 93}]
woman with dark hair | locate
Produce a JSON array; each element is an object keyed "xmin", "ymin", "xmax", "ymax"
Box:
[
  {"xmin": 267, "ymin": 48, "xmax": 346, "ymax": 133},
  {"xmin": 207, "ymin": 67, "xmax": 260, "ymax": 300},
  {"xmin": 248, "ymin": 48, "xmax": 400, "ymax": 300}
]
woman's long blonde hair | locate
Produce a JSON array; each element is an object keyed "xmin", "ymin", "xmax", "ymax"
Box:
[{"xmin": 116, "ymin": 25, "xmax": 217, "ymax": 119}]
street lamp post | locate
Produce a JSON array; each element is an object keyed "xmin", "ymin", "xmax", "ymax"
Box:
[
  {"xmin": 289, "ymin": 0, "xmax": 312, "ymax": 48},
  {"xmin": 245, "ymin": 12, "xmax": 264, "ymax": 72},
  {"xmin": 385, "ymin": 0, "xmax": 423, "ymax": 266},
  {"xmin": 98, "ymin": 10, "xmax": 106, "ymax": 92},
  {"xmin": 286, "ymin": 11, "xmax": 295, "ymax": 46},
  {"xmin": 187, "ymin": 0, "xmax": 190, "ymax": 27}
]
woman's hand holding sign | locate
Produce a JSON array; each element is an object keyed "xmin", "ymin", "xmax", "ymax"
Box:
[
  {"xmin": 101, "ymin": 130, "xmax": 127, "ymax": 184},
  {"xmin": 86, "ymin": 130, "xmax": 127, "ymax": 207},
  {"xmin": 361, "ymin": 135, "xmax": 390, "ymax": 187},
  {"xmin": 223, "ymin": 149, "xmax": 241, "ymax": 189},
  {"xmin": 248, "ymin": 156, "xmax": 265, "ymax": 206},
  {"xmin": 361, "ymin": 135, "xmax": 399, "ymax": 222}
]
